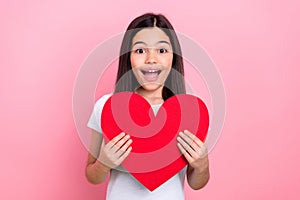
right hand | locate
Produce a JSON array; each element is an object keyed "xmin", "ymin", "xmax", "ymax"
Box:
[{"xmin": 98, "ymin": 132, "xmax": 133, "ymax": 170}]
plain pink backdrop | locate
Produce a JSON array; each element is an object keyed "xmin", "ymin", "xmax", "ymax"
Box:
[{"xmin": 1, "ymin": 0, "xmax": 299, "ymax": 199}]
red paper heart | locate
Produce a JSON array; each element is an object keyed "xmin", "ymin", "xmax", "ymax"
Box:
[{"xmin": 101, "ymin": 92, "xmax": 209, "ymax": 191}]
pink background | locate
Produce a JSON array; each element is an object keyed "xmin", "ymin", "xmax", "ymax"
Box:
[{"xmin": 1, "ymin": 0, "xmax": 299, "ymax": 199}]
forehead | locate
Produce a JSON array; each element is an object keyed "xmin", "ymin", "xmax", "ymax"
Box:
[{"xmin": 132, "ymin": 27, "xmax": 171, "ymax": 45}]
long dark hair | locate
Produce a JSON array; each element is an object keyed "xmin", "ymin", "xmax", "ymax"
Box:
[{"xmin": 114, "ymin": 13, "xmax": 186, "ymax": 101}]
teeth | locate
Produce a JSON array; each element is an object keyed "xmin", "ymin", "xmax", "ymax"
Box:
[
  {"xmin": 141, "ymin": 69, "xmax": 161, "ymax": 75},
  {"xmin": 144, "ymin": 70, "xmax": 159, "ymax": 73}
]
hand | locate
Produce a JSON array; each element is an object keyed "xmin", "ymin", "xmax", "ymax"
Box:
[
  {"xmin": 177, "ymin": 130, "xmax": 208, "ymax": 171},
  {"xmin": 98, "ymin": 132, "xmax": 132, "ymax": 170}
]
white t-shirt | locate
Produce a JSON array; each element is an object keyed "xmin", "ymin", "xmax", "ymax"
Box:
[{"xmin": 87, "ymin": 94, "xmax": 187, "ymax": 200}]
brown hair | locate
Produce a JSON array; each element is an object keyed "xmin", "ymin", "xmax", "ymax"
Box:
[{"xmin": 114, "ymin": 13, "xmax": 186, "ymax": 100}]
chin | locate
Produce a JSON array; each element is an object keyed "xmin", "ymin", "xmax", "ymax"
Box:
[{"xmin": 139, "ymin": 83, "xmax": 164, "ymax": 92}]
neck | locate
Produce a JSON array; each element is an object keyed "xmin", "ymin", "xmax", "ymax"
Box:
[{"xmin": 135, "ymin": 86, "xmax": 164, "ymax": 105}]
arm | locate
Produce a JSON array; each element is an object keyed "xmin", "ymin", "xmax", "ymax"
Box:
[
  {"xmin": 177, "ymin": 130, "xmax": 210, "ymax": 190},
  {"xmin": 85, "ymin": 130, "xmax": 132, "ymax": 184},
  {"xmin": 186, "ymin": 155, "xmax": 209, "ymax": 190},
  {"xmin": 85, "ymin": 130, "xmax": 109, "ymax": 184}
]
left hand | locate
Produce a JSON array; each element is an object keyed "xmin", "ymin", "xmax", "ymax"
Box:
[{"xmin": 177, "ymin": 130, "xmax": 208, "ymax": 171}]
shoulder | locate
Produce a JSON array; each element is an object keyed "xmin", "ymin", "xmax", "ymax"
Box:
[{"xmin": 94, "ymin": 93, "xmax": 112, "ymax": 109}]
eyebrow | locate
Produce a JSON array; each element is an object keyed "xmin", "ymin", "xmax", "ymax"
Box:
[{"xmin": 132, "ymin": 40, "xmax": 171, "ymax": 47}]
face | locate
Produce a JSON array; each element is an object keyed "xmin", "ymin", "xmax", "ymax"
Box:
[{"xmin": 130, "ymin": 27, "xmax": 173, "ymax": 92}]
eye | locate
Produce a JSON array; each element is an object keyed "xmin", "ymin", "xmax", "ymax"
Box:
[
  {"xmin": 134, "ymin": 48, "xmax": 146, "ymax": 54},
  {"xmin": 158, "ymin": 48, "xmax": 168, "ymax": 53}
]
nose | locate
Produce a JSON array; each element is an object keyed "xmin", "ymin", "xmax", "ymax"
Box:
[{"xmin": 145, "ymin": 49, "xmax": 157, "ymax": 64}]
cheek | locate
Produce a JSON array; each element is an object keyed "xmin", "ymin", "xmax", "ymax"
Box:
[
  {"xmin": 130, "ymin": 54, "xmax": 144, "ymax": 68},
  {"xmin": 161, "ymin": 55, "xmax": 173, "ymax": 67}
]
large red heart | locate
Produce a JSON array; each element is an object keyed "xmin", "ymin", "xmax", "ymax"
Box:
[{"xmin": 101, "ymin": 92, "xmax": 209, "ymax": 191}]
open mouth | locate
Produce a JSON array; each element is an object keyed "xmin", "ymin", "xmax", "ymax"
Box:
[{"xmin": 141, "ymin": 69, "xmax": 162, "ymax": 82}]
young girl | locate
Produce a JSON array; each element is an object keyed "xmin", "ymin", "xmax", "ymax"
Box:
[{"xmin": 86, "ymin": 13, "xmax": 209, "ymax": 200}]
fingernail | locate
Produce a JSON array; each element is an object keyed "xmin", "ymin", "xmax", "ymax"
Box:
[{"xmin": 179, "ymin": 132, "xmax": 183, "ymax": 136}]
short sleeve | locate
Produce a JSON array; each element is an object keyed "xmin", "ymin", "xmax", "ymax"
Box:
[{"xmin": 87, "ymin": 94, "xmax": 112, "ymax": 134}]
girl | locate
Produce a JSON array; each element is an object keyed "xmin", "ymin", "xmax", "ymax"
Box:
[{"xmin": 86, "ymin": 13, "xmax": 209, "ymax": 200}]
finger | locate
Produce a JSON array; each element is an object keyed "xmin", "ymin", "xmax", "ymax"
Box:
[
  {"xmin": 199, "ymin": 144, "xmax": 208, "ymax": 158},
  {"xmin": 183, "ymin": 130, "xmax": 204, "ymax": 147},
  {"xmin": 115, "ymin": 139, "xmax": 133, "ymax": 157},
  {"xmin": 117, "ymin": 146, "xmax": 132, "ymax": 164},
  {"xmin": 179, "ymin": 132, "xmax": 199, "ymax": 152},
  {"xmin": 183, "ymin": 130, "xmax": 208, "ymax": 157},
  {"xmin": 177, "ymin": 143, "xmax": 193, "ymax": 163},
  {"xmin": 111, "ymin": 134, "xmax": 131, "ymax": 153},
  {"xmin": 177, "ymin": 136, "xmax": 199, "ymax": 158},
  {"xmin": 106, "ymin": 132, "xmax": 126, "ymax": 149}
]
